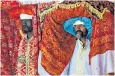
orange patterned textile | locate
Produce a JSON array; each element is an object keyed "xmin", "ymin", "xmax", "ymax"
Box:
[
  {"xmin": 40, "ymin": 4, "xmax": 114, "ymax": 74},
  {"xmin": 40, "ymin": 5, "xmax": 94, "ymax": 75},
  {"xmin": 89, "ymin": 11, "xmax": 114, "ymax": 64},
  {"xmin": 7, "ymin": 5, "xmax": 40, "ymax": 75}
]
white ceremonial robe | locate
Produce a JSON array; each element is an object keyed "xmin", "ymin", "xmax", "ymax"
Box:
[
  {"xmin": 90, "ymin": 50, "xmax": 114, "ymax": 75},
  {"xmin": 68, "ymin": 39, "xmax": 91, "ymax": 75}
]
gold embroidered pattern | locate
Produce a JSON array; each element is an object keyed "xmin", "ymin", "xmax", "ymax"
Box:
[{"xmin": 39, "ymin": 2, "xmax": 108, "ymax": 21}]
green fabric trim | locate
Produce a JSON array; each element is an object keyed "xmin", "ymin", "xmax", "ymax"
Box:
[
  {"xmin": 18, "ymin": 54, "xmax": 26, "ymax": 63},
  {"xmin": 26, "ymin": 41, "xmax": 30, "ymax": 75}
]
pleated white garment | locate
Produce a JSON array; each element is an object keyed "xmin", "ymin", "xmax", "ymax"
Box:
[
  {"xmin": 90, "ymin": 50, "xmax": 114, "ymax": 75},
  {"xmin": 68, "ymin": 39, "xmax": 91, "ymax": 75}
]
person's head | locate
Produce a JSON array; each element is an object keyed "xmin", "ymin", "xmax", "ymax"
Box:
[
  {"xmin": 73, "ymin": 20, "xmax": 88, "ymax": 39},
  {"xmin": 20, "ymin": 14, "xmax": 33, "ymax": 33}
]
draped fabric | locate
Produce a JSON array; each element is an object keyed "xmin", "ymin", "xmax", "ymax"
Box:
[
  {"xmin": 39, "ymin": 2, "xmax": 109, "ymax": 22},
  {"xmin": 89, "ymin": 11, "xmax": 114, "ymax": 75},
  {"xmin": 40, "ymin": 5, "xmax": 95, "ymax": 75},
  {"xmin": 1, "ymin": 1, "xmax": 21, "ymax": 75},
  {"xmin": 40, "ymin": 3, "xmax": 114, "ymax": 74},
  {"xmin": 1, "ymin": 1, "xmax": 21, "ymax": 10},
  {"xmin": 1, "ymin": 9, "xmax": 23, "ymax": 75},
  {"xmin": 1, "ymin": 1, "xmax": 114, "ymax": 75},
  {"xmin": 1, "ymin": 4, "xmax": 40, "ymax": 75},
  {"xmin": 62, "ymin": 1, "xmax": 114, "ymax": 14},
  {"xmin": 89, "ymin": 11, "xmax": 114, "ymax": 63},
  {"xmin": 8, "ymin": 4, "xmax": 40, "ymax": 75},
  {"xmin": 1, "ymin": 10, "xmax": 17, "ymax": 75},
  {"xmin": 38, "ymin": 1, "xmax": 56, "ymax": 13}
]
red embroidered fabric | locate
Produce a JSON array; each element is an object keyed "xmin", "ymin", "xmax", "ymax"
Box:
[
  {"xmin": 1, "ymin": 4, "xmax": 40, "ymax": 75},
  {"xmin": 89, "ymin": 11, "xmax": 114, "ymax": 64},
  {"xmin": 40, "ymin": 5, "xmax": 114, "ymax": 75},
  {"xmin": 40, "ymin": 6, "xmax": 93, "ymax": 75}
]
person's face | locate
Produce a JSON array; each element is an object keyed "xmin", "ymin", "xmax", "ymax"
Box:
[
  {"xmin": 21, "ymin": 19, "xmax": 33, "ymax": 33},
  {"xmin": 74, "ymin": 24, "xmax": 87, "ymax": 39},
  {"xmin": 74, "ymin": 24, "xmax": 86, "ymax": 35}
]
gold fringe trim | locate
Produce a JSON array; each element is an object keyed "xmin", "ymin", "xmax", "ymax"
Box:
[
  {"xmin": 39, "ymin": 4, "xmax": 59, "ymax": 21},
  {"xmin": 39, "ymin": 2, "xmax": 80, "ymax": 21},
  {"xmin": 85, "ymin": 2, "xmax": 108, "ymax": 19},
  {"xmin": 39, "ymin": 2, "xmax": 108, "ymax": 21},
  {"xmin": 58, "ymin": 2, "xmax": 81, "ymax": 9}
]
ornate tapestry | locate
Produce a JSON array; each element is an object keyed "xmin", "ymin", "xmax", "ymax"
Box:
[
  {"xmin": 1, "ymin": 4, "xmax": 40, "ymax": 75},
  {"xmin": 39, "ymin": 2, "xmax": 114, "ymax": 75},
  {"xmin": 1, "ymin": 0, "xmax": 114, "ymax": 75},
  {"xmin": 1, "ymin": 10, "xmax": 16, "ymax": 75}
]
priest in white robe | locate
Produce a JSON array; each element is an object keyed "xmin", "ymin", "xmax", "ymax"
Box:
[{"xmin": 38, "ymin": 17, "xmax": 92, "ymax": 75}]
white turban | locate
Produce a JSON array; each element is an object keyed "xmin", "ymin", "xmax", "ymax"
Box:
[
  {"xmin": 20, "ymin": 14, "xmax": 32, "ymax": 19},
  {"xmin": 73, "ymin": 20, "xmax": 84, "ymax": 27}
]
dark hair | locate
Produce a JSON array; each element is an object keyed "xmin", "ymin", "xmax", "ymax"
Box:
[{"xmin": 85, "ymin": 28, "xmax": 88, "ymax": 37}]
